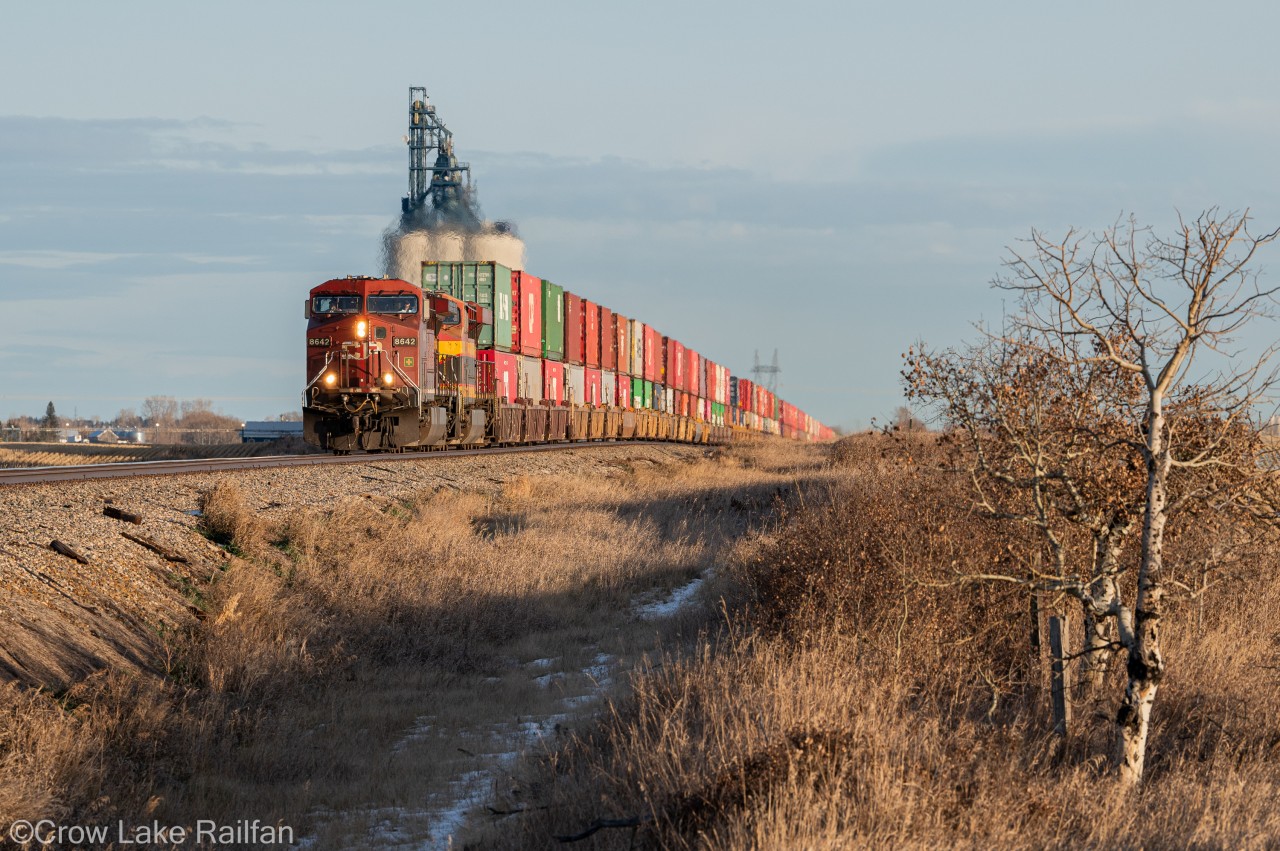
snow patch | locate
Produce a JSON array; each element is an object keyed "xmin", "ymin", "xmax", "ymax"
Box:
[
  {"xmin": 392, "ymin": 715, "xmax": 435, "ymax": 754},
  {"xmin": 634, "ymin": 575, "xmax": 705, "ymax": 619}
]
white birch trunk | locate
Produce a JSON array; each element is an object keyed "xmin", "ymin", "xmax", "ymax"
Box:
[{"xmin": 1116, "ymin": 404, "xmax": 1169, "ymax": 786}]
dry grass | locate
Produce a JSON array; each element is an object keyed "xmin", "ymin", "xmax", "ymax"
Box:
[
  {"xmin": 0, "ymin": 439, "xmax": 826, "ymax": 846},
  {"xmin": 0, "ymin": 440, "xmax": 317, "ymax": 468},
  {"xmin": 478, "ymin": 433, "xmax": 1280, "ymax": 849}
]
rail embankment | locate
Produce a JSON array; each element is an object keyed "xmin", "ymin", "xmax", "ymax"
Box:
[{"xmin": 0, "ymin": 439, "xmax": 829, "ymax": 848}]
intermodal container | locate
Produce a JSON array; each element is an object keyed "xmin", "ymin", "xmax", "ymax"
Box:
[
  {"xmin": 585, "ymin": 367, "xmax": 602, "ymax": 407},
  {"xmin": 584, "ymin": 301, "xmax": 600, "ymax": 368},
  {"xmin": 618, "ymin": 373, "xmax": 631, "ymax": 408},
  {"xmin": 614, "ymin": 313, "xmax": 631, "ymax": 376},
  {"xmin": 420, "ymin": 261, "xmax": 456, "ymax": 294},
  {"xmin": 517, "ymin": 354, "xmax": 543, "ymax": 402},
  {"xmin": 541, "ymin": 280, "xmax": 565, "ymax": 362},
  {"xmin": 543, "ymin": 358, "xmax": 564, "ymax": 404},
  {"xmin": 686, "ymin": 349, "xmax": 701, "ymax": 398},
  {"xmin": 628, "ymin": 319, "xmax": 644, "ymax": 376},
  {"xmin": 564, "ymin": 292, "xmax": 584, "ymax": 365},
  {"xmin": 643, "ymin": 326, "xmax": 660, "ymax": 383},
  {"xmin": 602, "ymin": 370, "xmax": 616, "ymax": 407},
  {"xmin": 511, "ymin": 272, "xmax": 543, "ymax": 357},
  {"xmin": 642, "ymin": 380, "xmax": 654, "ymax": 409},
  {"xmin": 631, "ymin": 376, "xmax": 644, "ymax": 408},
  {"xmin": 422, "ymin": 262, "xmax": 514, "ymax": 352},
  {"xmin": 566, "ymin": 364, "xmax": 585, "ymax": 405},
  {"xmin": 664, "ymin": 386, "xmax": 674, "ymax": 414},
  {"xmin": 478, "ymin": 349, "xmax": 518, "ymax": 403},
  {"xmin": 600, "ymin": 306, "xmax": 615, "ymax": 370},
  {"xmin": 664, "ymin": 337, "xmax": 686, "ymax": 392}
]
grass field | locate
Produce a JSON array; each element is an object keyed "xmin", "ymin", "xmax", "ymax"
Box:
[
  {"xmin": 0, "ymin": 439, "xmax": 826, "ymax": 848},
  {"xmin": 0, "ymin": 440, "xmax": 314, "ymax": 468},
  {"xmin": 475, "ymin": 433, "xmax": 1280, "ymax": 849},
  {"xmin": 6, "ymin": 432, "xmax": 1276, "ymax": 848}
]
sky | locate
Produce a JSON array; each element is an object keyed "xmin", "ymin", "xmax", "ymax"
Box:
[{"xmin": 4, "ymin": 0, "xmax": 1280, "ymax": 429}]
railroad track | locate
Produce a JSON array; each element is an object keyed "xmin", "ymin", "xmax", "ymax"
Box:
[{"xmin": 0, "ymin": 441, "xmax": 669, "ymax": 486}]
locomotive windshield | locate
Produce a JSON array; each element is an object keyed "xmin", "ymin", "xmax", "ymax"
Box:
[
  {"xmin": 368, "ymin": 294, "xmax": 419, "ymax": 314},
  {"xmin": 312, "ymin": 295, "xmax": 361, "ymax": 314}
]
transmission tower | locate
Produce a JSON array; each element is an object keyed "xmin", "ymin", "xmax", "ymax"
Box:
[{"xmin": 751, "ymin": 349, "xmax": 781, "ymax": 394}]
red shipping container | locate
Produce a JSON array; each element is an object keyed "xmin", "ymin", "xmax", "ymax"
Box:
[
  {"xmin": 664, "ymin": 337, "xmax": 687, "ymax": 392},
  {"xmin": 617, "ymin": 373, "xmax": 631, "ymax": 408},
  {"xmin": 643, "ymin": 326, "xmax": 660, "ymax": 382},
  {"xmin": 542, "ymin": 359, "xmax": 564, "ymax": 404},
  {"xmin": 584, "ymin": 301, "xmax": 600, "ymax": 368},
  {"xmin": 614, "ymin": 313, "xmax": 630, "ymax": 376},
  {"xmin": 585, "ymin": 367, "xmax": 602, "ymax": 406},
  {"xmin": 564, "ymin": 292, "xmax": 584, "ymax": 365},
  {"xmin": 600, "ymin": 306, "xmax": 615, "ymax": 370},
  {"xmin": 478, "ymin": 350, "xmax": 519, "ymax": 404},
  {"xmin": 511, "ymin": 272, "xmax": 543, "ymax": 358},
  {"xmin": 686, "ymin": 349, "xmax": 700, "ymax": 398}
]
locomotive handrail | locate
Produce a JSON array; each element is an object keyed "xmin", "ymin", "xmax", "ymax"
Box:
[
  {"xmin": 386, "ymin": 354, "xmax": 422, "ymax": 412},
  {"xmin": 301, "ymin": 351, "xmax": 337, "ymax": 407}
]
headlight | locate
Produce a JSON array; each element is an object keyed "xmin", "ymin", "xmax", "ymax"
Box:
[
  {"xmin": 383, "ymin": 373, "xmax": 394, "ymax": 385},
  {"xmin": 324, "ymin": 373, "xmax": 337, "ymax": 386},
  {"xmin": 356, "ymin": 320, "xmax": 367, "ymax": 339}
]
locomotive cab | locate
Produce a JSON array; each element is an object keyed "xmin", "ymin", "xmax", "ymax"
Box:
[{"xmin": 303, "ymin": 276, "xmax": 442, "ymax": 452}]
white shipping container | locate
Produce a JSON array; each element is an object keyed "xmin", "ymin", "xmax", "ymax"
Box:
[
  {"xmin": 517, "ymin": 355, "xmax": 543, "ymax": 402},
  {"xmin": 628, "ymin": 319, "xmax": 645, "ymax": 376},
  {"xmin": 566, "ymin": 364, "xmax": 585, "ymax": 405},
  {"xmin": 602, "ymin": 371, "xmax": 616, "ymax": 407}
]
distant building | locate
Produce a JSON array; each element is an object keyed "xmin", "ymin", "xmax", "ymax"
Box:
[
  {"xmin": 241, "ymin": 421, "xmax": 305, "ymax": 443},
  {"xmin": 88, "ymin": 428, "xmax": 146, "ymax": 444},
  {"xmin": 88, "ymin": 428, "xmax": 121, "ymax": 444}
]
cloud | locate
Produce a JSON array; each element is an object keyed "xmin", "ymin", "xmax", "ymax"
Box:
[
  {"xmin": 5, "ymin": 112, "xmax": 1280, "ymax": 427},
  {"xmin": 0, "ymin": 250, "xmax": 145, "ymax": 269}
]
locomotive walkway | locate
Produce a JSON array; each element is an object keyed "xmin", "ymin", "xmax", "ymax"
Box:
[{"xmin": 0, "ymin": 441, "xmax": 666, "ymax": 486}]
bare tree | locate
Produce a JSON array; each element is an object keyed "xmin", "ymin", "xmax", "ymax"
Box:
[
  {"xmin": 906, "ymin": 332, "xmax": 1146, "ymax": 697},
  {"xmin": 996, "ymin": 209, "xmax": 1280, "ymax": 785}
]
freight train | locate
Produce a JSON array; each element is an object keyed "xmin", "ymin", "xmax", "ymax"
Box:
[{"xmin": 302, "ymin": 262, "xmax": 832, "ymax": 453}]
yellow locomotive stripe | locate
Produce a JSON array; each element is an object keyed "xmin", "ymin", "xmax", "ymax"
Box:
[{"xmin": 438, "ymin": 340, "xmax": 463, "ymax": 356}]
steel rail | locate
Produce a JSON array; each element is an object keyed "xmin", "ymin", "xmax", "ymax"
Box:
[{"xmin": 0, "ymin": 441, "xmax": 672, "ymax": 487}]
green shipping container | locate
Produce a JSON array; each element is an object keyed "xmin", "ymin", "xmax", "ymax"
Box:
[
  {"xmin": 642, "ymin": 380, "xmax": 653, "ymax": 409},
  {"xmin": 541, "ymin": 279, "xmax": 565, "ymax": 362},
  {"xmin": 631, "ymin": 379, "xmax": 644, "ymax": 408},
  {"xmin": 421, "ymin": 262, "xmax": 458, "ymax": 295},
  {"xmin": 421, "ymin": 262, "xmax": 514, "ymax": 352}
]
